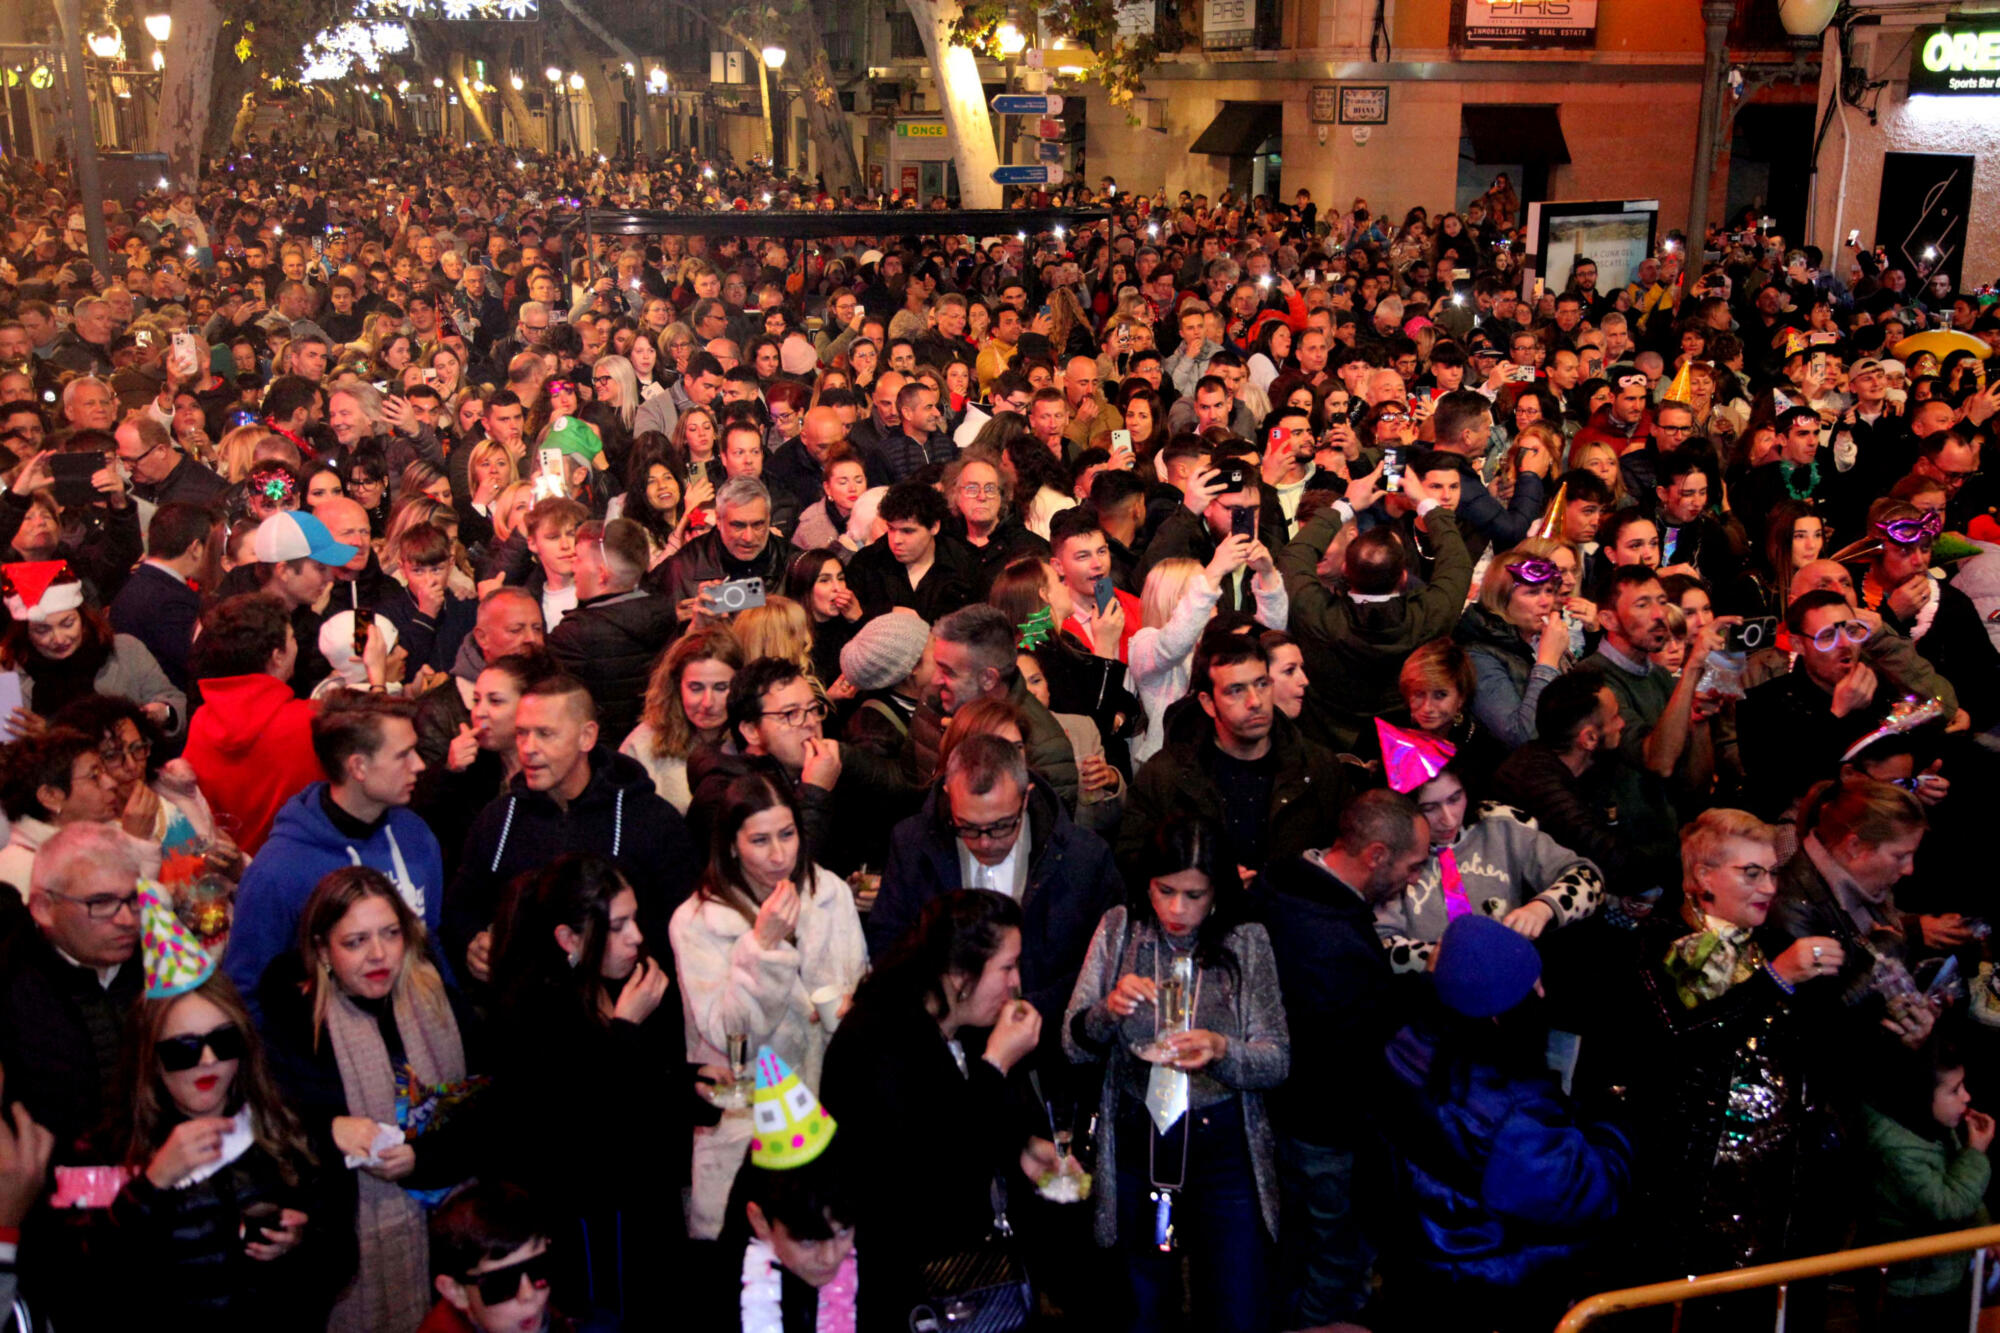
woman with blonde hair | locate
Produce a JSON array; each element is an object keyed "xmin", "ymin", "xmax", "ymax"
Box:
[
  {"xmin": 213, "ymin": 424, "xmax": 267, "ymax": 485},
  {"xmin": 732, "ymin": 595, "xmax": 818, "ymax": 682},
  {"xmin": 1569, "ymin": 437, "xmax": 1635, "ymax": 510},
  {"xmin": 1453, "ymin": 545, "xmax": 1572, "ymax": 747},
  {"xmin": 458, "ymin": 437, "xmax": 520, "ymax": 551},
  {"xmin": 261, "ymin": 866, "xmax": 483, "ymax": 1333},
  {"xmin": 1127, "ymin": 530, "xmax": 1287, "ymax": 766},
  {"xmin": 659, "ymin": 322, "xmax": 698, "ymax": 378},
  {"xmin": 623, "ymin": 627, "xmax": 745, "ymax": 811},
  {"xmin": 487, "ymin": 481, "xmax": 536, "ymax": 549}
]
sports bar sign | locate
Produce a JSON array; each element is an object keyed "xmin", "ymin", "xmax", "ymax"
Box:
[{"xmin": 1910, "ymin": 25, "xmax": 2000, "ymax": 96}]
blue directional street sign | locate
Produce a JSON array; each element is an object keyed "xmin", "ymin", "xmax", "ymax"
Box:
[
  {"xmin": 991, "ymin": 164, "xmax": 1066, "ymax": 185},
  {"xmin": 991, "ymin": 94, "xmax": 1064, "ymax": 116},
  {"xmin": 1037, "ymin": 140, "xmax": 1064, "ymax": 163}
]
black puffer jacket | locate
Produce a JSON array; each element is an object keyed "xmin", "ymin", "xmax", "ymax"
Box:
[
  {"xmin": 109, "ymin": 1127, "xmax": 349, "ymax": 1330},
  {"xmin": 546, "ymin": 587, "xmax": 678, "ymax": 738}
]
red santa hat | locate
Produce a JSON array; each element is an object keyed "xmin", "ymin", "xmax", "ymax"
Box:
[{"xmin": 3, "ymin": 561, "xmax": 84, "ymax": 624}]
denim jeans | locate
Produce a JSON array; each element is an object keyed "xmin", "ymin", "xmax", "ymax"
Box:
[
  {"xmin": 1274, "ymin": 1134, "xmax": 1372, "ymax": 1327},
  {"xmin": 1115, "ymin": 1096, "xmax": 1270, "ymax": 1332}
]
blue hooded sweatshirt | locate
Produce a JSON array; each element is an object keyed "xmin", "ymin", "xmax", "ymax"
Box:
[{"xmin": 223, "ymin": 782, "xmax": 450, "ymax": 1021}]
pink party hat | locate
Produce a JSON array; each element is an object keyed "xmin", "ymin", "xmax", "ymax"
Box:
[{"xmin": 1375, "ymin": 718, "xmax": 1456, "ymax": 793}]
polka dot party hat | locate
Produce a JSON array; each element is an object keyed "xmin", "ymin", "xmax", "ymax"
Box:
[
  {"xmin": 140, "ymin": 880, "xmax": 216, "ymax": 999},
  {"xmin": 749, "ymin": 1045, "xmax": 836, "ymax": 1171}
]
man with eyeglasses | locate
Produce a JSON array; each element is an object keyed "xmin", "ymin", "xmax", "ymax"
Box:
[
  {"xmin": 687, "ymin": 656, "xmax": 918, "ymax": 877},
  {"xmin": 1, "ymin": 823, "xmax": 146, "ymax": 1156},
  {"xmin": 1739, "ymin": 588, "xmax": 1917, "ymax": 817},
  {"xmin": 870, "ymin": 731, "xmax": 1120, "ymax": 1037}
]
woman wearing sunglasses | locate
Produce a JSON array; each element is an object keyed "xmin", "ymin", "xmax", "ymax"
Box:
[
  {"xmin": 112, "ymin": 896, "xmax": 337, "ymax": 1329},
  {"xmin": 260, "ymin": 866, "xmax": 485, "ymax": 1333}
]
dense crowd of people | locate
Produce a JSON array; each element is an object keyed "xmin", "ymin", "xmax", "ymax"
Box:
[{"xmin": 0, "ymin": 131, "xmax": 1998, "ymax": 1333}]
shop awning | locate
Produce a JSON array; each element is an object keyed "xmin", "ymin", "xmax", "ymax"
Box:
[
  {"xmin": 1190, "ymin": 101, "xmax": 1283, "ymax": 156},
  {"xmin": 1461, "ymin": 104, "xmax": 1572, "ymax": 164}
]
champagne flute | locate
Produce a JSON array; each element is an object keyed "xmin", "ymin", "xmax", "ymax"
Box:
[{"xmin": 712, "ymin": 1031, "xmax": 752, "ymax": 1109}]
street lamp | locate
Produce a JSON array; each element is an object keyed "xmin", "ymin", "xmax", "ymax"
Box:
[
  {"xmin": 143, "ymin": 8, "xmax": 171, "ymax": 42},
  {"xmin": 432, "ymin": 76, "xmax": 444, "ymax": 88},
  {"xmin": 761, "ymin": 44, "xmax": 786, "ymax": 70},
  {"xmin": 510, "ymin": 73, "xmax": 524, "ymax": 90},
  {"xmin": 647, "ymin": 67, "xmax": 666, "ymax": 92},
  {"xmin": 545, "ymin": 65, "xmax": 562, "ymax": 83},
  {"xmin": 87, "ymin": 31, "xmax": 122, "ymax": 59},
  {"xmin": 567, "ymin": 71, "xmax": 584, "ymax": 90},
  {"xmin": 995, "ymin": 23, "xmax": 1026, "ymax": 56}
]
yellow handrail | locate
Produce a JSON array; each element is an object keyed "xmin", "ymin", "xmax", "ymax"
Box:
[{"xmin": 1556, "ymin": 1223, "xmax": 2000, "ymax": 1331}]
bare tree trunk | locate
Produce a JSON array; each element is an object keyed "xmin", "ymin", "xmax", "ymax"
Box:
[
  {"xmin": 493, "ymin": 63, "xmax": 534, "ymax": 146},
  {"xmin": 753, "ymin": 47, "xmax": 774, "ymax": 163},
  {"xmin": 449, "ymin": 51, "xmax": 496, "ymax": 141},
  {"xmin": 786, "ymin": 24, "xmax": 860, "ymax": 193},
  {"xmin": 155, "ymin": 0, "xmax": 222, "ymax": 187},
  {"xmin": 903, "ymin": 0, "xmax": 999, "ymax": 207}
]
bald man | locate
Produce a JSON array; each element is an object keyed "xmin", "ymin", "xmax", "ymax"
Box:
[
  {"xmin": 1062, "ymin": 353, "xmax": 1122, "ymax": 457},
  {"xmin": 764, "ymin": 403, "xmax": 845, "ymax": 522}
]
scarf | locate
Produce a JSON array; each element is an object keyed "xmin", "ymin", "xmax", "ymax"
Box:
[
  {"xmin": 740, "ymin": 1239, "xmax": 858, "ymax": 1333},
  {"xmin": 25, "ymin": 632, "xmax": 112, "ymax": 719},
  {"xmin": 324, "ymin": 983, "xmax": 466, "ymax": 1333},
  {"xmin": 1664, "ymin": 917, "xmax": 1765, "ymax": 1009},
  {"xmin": 1779, "ymin": 458, "xmax": 1820, "ymax": 501}
]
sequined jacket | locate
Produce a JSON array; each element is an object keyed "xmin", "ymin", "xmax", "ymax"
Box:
[{"xmin": 1623, "ymin": 919, "xmax": 1821, "ymax": 1273}]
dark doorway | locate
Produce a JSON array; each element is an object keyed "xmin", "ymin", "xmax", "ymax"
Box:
[
  {"xmin": 1875, "ymin": 151, "xmax": 1974, "ymax": 295},
  {"xmin": 1725, "ymin": 104, "xmax": 1813, "ymax": 241}
]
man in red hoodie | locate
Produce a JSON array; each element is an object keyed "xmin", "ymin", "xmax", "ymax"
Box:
[{"xmin": 182, "ymin": 593, "xmax": 321, "ymax": 854}]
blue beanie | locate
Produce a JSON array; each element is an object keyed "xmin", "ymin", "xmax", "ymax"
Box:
[{"xmin": 1434, "ymin": 914, "xmax": 1542, "ymax": 1019}]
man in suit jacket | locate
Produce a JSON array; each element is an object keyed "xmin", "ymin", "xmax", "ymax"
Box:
[{"xmin": 108, "ymin": 501, "xmax": 213, "ymax": 691}]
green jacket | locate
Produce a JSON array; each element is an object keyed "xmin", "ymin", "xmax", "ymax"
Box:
[
  {"xmin": 1277, "ymin": 504, "xmax": 1473, "ymax": 751},
  {"xmin": 1862, "ymin": 1104, "xmax": 1991, "ymax": 1298}
]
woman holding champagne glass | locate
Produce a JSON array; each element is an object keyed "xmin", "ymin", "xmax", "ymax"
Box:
[
  {"xmin": 670, "ymin": 773, "xmax": 867, "ymax": 1239},
  {"xmin": 1064, "ymin": 817, "xmax": 1291, "ymax": 1332}
]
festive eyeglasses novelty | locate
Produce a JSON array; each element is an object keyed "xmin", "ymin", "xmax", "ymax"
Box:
[
  {"xmin": 1616, "ymin": 373, "xmax": 1649, "ymax": 390},
  {"xmin": 1875, "ymin": 510, "xmax": 1942, "ymax": 546}
]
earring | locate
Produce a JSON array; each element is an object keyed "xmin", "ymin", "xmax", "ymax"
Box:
[{"xmin": 567, "ymin": 951, "xmax": 582, "ymax": 969}]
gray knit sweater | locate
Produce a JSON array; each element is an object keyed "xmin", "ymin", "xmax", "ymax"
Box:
[
  {"xmin": 1062, "ymin": 906, "xmax": 1290, "ymax": 1246},
  {"xmin": 1373, "ymin": 802, "xmax": 1605, "ymax": 973}
]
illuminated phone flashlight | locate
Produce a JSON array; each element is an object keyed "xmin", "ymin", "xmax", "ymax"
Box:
[
  {"xmin": 1016, "ymin": 231, "xmax": 1026, "ymax": 241},
  {"xmin": 1452, "ymin": 292, "xmax": 1465, "ymax": 306},
  {"xmin": 1926, "ymin": 246, "xmax": 1939, "ymax": 261},
  {"xmin": 702, "ymin": 166, "xmax": 715, "ymax": 178},
  {"xmin": 1146, "ymin": 224, "xmax": 1159, "ymax": 238},
  {"xmin": 515, "ymin": 159, "xmax": 525, "ymax": 170},
  {"xmin": 761, "ymin": 192, "xmax": 772, "ymax": 204},
  {"xmin": 273, "ymin": 224, "xmax": 283, "ymax": 235},
  {"xmin": 185, "ymin": 245, "xmax": 196, "ymax": 257},
  {"xmin": 1663, "ymin": 239, "xmax": 1678, "ymax": 252},
  {"xmin": 1053, "ymin": 225, "xmax": 1065, "ymax": 239},
  {"xmin": 1258, "ymin": 274, "xmax": 1272, "ymax": 289}
]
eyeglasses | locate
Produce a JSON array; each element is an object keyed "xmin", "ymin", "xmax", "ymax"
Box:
[
  {"xmin": 960, "ymin": 482, "xmax": 1001, "ymax": 498},
  {"xmin": 1656, "ymin": 422, "xmax": 1695, "ymax": 436},
  {"xmin": 468, "ymin": 1250, "xmax": 554, "ymax": 1307},
  {"xmin": 99, "ymin": 737, "xmax": 152, "ymax": 765},
  {"xmin": 1717, "ymin": 862, "xmax": 1776, "ymax": 884},
  {"xmin": 952, "ymin": 803, "xmax": 1027, "ymax": 843},
  {"xmin": 1807, "ymin": 618, "xmax": 1871, "ymax": 652},
  {"xmin": 44, "ymin": 888, "xmax": 141, "ymax": 921},
  {"xmin": 759, "ymin": 701, "xmax": 828, "ymax": 730},
  {"xmin": 591, "ymin": 374, "xmax": 613, "ymax": 385},
  {"xmin": 157, "ymin": 1022, "xmax": 247, "ymax": 1072}
]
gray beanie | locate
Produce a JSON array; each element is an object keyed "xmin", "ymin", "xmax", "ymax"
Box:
[{"xmin": 839, "ymin": 611, "xmax": 932, "ymax": 692}]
